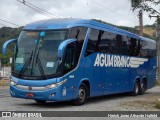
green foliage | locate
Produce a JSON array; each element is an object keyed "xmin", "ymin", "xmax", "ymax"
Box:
[
  {"xmin": 143, "ymin": 23, "xmax": 157, "ymax": 28},
  {"xmin": 130, "ymin": 0, "xmax": 160, "ymax": 15},
  {"xmin": 118, "ymin": 26, "xmax": 156, "ymax": 39},
  {"xmin": 93, "ymin": 19, "xmax": 156, "ymax": 39},
  {"xmin": 0, "ymin": 27, "xmax": 22, "ymax": 66},
  {"xmin": 156, "ymin": 99, "xmax": 160, "ymax": 109}
]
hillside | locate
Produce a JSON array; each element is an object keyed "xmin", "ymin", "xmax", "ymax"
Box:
[
  {"xmin": 93, "ymin": 19, "xmax": 156, "ymax": 39},
  {"xmin": 0, "ymin": 27, "xmax": 22, "ymax": 66},
  {"xmin": 0, "ymin": 22, "xmax": 156, "ymax": 66}
]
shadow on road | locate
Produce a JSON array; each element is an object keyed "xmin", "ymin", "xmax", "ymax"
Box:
[
  {"xmin": 0, "ymin": 87, "xmax": 154, "ymax": 109},
  {"xmin": 17, "ymin": 92, "xmax": 148, "ymax": 108}
]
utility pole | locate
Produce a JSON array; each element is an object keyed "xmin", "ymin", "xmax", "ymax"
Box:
[
  {"xmin": 139, "ymin": 10, "xmax": 143, "ymax": 36},
  {"xmin": 149, "ymin": 15, "xmax": 160, "ymax": 80}
]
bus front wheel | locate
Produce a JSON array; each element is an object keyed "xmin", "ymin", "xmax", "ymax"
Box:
[{"xmin": 73, "ymin": 83, "xmax": 88, "ymax": 106}]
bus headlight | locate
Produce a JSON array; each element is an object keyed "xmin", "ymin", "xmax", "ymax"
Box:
[
  {"xmin": 45, "ymin": 79, "xmax": 67, "ymax": 89},
  {"xmin": 45, "ymin": 84, "xmax": 57, "ymax": 89},
  {"xmin": 10, "ymin": 81, "xmax": 17, "ymax": 86},
  {"xmin": 56, "ymin": 79, "xmax": 67, "ymax": 86}
]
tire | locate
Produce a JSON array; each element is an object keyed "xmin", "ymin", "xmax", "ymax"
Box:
[
  {"xmin": 73, "ymin": 83, "xmax": 88, "ymax": 106},
  {"xmin": 132, "ymin": 81, "xmax": 139, "ymax": 96},
  {"xmin": 35, "ymin": 100, "xmax": 46, "ymax": 104},
  {"xmin": 139, "ymin": 81, "xmax": 145, "ymax": 95},
  {"xmin": 144, "ymin": 80, "xmax": 147, "ymax": 91}
]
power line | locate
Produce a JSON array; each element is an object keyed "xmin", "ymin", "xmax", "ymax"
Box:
[
  {"xmin": 17, "ymin": 0, "xmax": 60, "ymax": 19},
  {"xmin": 0, "ymin": 18, "xmax": 21, "ymax": 27},
  {"xmin": 26, "ymin": 0, "xmax": 60, "ymax": 18},
  {"xmin": 17, "ymin": 0, "xmax": 52, "ymax": 18},
  {"xmin": 20, "ymin": 0, "xmax": 57, "ymax": 18},
  {"xmin": 0, "ymin": 22, "xmax": 6, "ymax": 27},
  {"xmin": 21, "ymin": 2, "xmax": 54, "ymax": 18}
]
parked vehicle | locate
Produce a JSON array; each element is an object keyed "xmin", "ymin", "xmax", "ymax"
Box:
[{"xmin": 2, "ymin": 18, "xmax": 156, "ymax": 105}]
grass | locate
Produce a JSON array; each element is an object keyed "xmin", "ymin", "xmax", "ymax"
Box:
[
  {"xmin": 156, "ymin": 99, "xmax": 160, "ymax": 109},
  {"xmin": 143, "ymin": 28, "xmax": 155, "ymax": 37},
  {"xmin": 0, "ymin": 79, "xmax": 10, "ymax": 86},
  {"xmin": 156, "ymin": 80, "xmax": 160, "ymax": 86},
  {"xmin": 155, "ymin": 80, "xmax": 160, "ymax": 109}
]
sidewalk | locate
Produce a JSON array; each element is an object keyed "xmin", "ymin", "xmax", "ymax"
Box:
[{"xmin": 0, "ymin": 86, "xmax": 9, "ymax": 90}]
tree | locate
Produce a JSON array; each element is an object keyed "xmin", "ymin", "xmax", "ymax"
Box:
[
  {"xmin": 130, "ymin": 0, "xmax": 160, "ymax": 36},
  {"xmin": 0, "ymin": 27, "xmax": 21, "ymax": 66},
  {"xmin": 130, "ymin": 0, "xmax": 160, "ymax": 15}
]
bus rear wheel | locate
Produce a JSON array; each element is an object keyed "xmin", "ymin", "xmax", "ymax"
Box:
[
  {"xmin": 139, "ymin": 81, "xmax": 146, "ymax": 95},
  {"xmin": 132, "ymin": 81, "xmax": 139, "ymax": 96},
  {"xmin": 73, "ymin": 83, "xmax": 88, "ymax": 106}
]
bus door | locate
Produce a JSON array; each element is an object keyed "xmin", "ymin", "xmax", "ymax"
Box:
[{"xmin": 63, "ymin": 41, "xmax": 78, "ymax": 99}]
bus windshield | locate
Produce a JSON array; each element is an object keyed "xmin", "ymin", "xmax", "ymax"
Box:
[{"xmin": 12, "ymin": 30, "xmax": 68, "ymax": 79}]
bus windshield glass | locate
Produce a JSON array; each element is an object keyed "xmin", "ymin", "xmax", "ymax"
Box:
[{"xmin": 12, "ymin": 30, "xmax": 68, "ymax": 79}]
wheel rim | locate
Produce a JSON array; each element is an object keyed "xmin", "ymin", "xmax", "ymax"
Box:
[
  {"xmin": 141, "ymin": 82, "xmax": 145, "ymax": 91},
  {"xmin": 141, "ymin": 82, "xmax": 145, "ymax": 92},
  {"xmin": 135, "ymin": 83, "xmax": 139, "ymax": 94},
  {"xmin": 78, "ymin": 88, "xmax": 86, "ymax": 103}
]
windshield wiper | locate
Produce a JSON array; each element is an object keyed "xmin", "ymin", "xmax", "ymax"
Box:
[
  {"xmin": 32, "ymin": 47, "xmax": 46, "ymax": 79},
  {"xmin": 37, "ymin": 57, "xmax": 46, "ymax": 79},
  {"xmin": 18, "ymin": 51, "xmax": 33, "ymax": 77}
]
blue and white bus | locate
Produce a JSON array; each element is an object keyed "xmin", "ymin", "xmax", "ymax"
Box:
[{"xmin": 3, "ymin": 18, "xmax": 156, "ymax": 105}]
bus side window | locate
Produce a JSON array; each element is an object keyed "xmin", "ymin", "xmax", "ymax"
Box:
[
  {"xmin": 100, "ymin": 31, "xmax": 117, "ymax": 54},
  {"xmin": 69, "ymin": 26, "xmax": 87, "ymax": 61},
  {"xmin": 85, "ymin": 29, "xmax": 100, "ymax": 56},
  {"xmin": 86, "ymin": 29, "xmax": 119, "ymax": 56},
  {"xmin": 140, "ymin": 40, "xmax": 156, "ymax": 58},
  {"xmin": 128, "ymin": 38, "xmax": 140, "ymax": 56}
]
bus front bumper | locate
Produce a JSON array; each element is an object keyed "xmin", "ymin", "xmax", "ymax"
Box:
[{"xmin": 10, "ymin": 84, "xmax": 70, "ymax": 101}]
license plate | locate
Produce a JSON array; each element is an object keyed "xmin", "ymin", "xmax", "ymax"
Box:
[{"xmin": 26, "ymin": 93, "xmax": 35, "ymax": 97}]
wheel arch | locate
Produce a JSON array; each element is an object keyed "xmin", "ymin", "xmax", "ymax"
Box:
[
  {"xmin": 79, "ymin": 78, "xmax": 90, "ymax": 97},
  {"xmin": 135, "ymin": 76, "xmax": 141, "ymax": 83},
  {"xmin": 132, "ymin": 76, "xmax": 141, "ymax": 90},
  {"xmin": 142, "ymin": 76, "xmax": 147, "ymax": 90}
]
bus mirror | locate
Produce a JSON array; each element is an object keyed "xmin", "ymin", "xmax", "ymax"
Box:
[
  {"xmin": 58, "ymin": 39, "xmax": 77, "ymax": 58},
  {"xmin": 2, "ymin": 38, "xmax": 17, "ymax": 55}
]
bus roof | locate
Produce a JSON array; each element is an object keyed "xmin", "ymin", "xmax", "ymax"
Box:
[
  {"xmin": 23, "ymin": 18, "xmax": 155, "ymax": 43},
  {"xmin": 23, "ymin": 18, "xmax": 90, "ymax": 30}
]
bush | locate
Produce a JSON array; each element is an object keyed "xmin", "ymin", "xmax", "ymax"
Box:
[{"xmin": 0, "ymin": 79, "xmax": 10, "ymax": 86}]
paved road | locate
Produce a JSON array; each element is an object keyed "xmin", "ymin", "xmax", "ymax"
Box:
[
  {"xmin": 0, "ymin": 86, "xmax": 160, "ymax": 120},
  {"xmin": 0, "ymin": 86, "xmax": 160, "ymax": 111}
]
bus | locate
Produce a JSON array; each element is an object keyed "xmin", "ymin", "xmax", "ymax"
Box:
[{"xmin": 2, "ymin": 18, "xmax": 157, "ymax": 105}]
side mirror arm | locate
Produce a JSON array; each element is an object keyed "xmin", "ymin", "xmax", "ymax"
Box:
[
  {"xmin": 2, "ymin": 38, "xmax": 17, "ymax": 55},
  {"xmin": 58, "ymin": 39, "xmax": 77, "ymax": 58}
]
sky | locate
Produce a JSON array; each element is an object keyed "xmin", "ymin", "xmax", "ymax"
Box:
[{"xmin": 0, "ymin": 0, "xmax": 159, "ymax": 28}]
